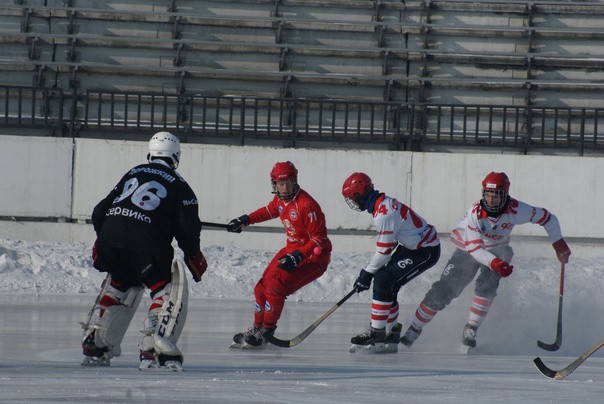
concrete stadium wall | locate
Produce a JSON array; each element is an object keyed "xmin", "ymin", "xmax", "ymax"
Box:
[
  {"xmin": 0, "ymin": 135, "xmax": 601, "ymax": 250},
  {"xmin": 0, "ymin": 136, "xmax": 73, "ymax": 218}
]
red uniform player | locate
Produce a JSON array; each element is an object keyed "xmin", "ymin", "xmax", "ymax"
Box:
[{"xmin": 227, "ymin": 161, "xmax": 332, "ymax": 348}]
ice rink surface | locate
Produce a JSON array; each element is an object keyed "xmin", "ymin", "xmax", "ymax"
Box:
[{"xmin": 2, "ymin": 294, "xmax": 604, "ymax": 404}]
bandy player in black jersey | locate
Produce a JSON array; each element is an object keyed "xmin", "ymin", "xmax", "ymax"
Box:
[{"xmin": 81, "ymin": 132, "xmax": 208, "ymax": 371}]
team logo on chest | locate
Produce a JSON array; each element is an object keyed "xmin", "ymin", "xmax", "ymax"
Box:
[
  {"xmin": 283, "ymin": 219, "xmax": 295, "ymax": 235},
  {"xmin": 289, "ymin": 210, "xmax": 298, "ymax": 221}
]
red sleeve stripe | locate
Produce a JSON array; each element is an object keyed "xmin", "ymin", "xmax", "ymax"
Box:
[
  {"xmin": 462, "ymin": 238, "xmax": 486, "ymax": 253},
  {"xmin": 536, "ymin": 209, "xmax": 551, "ymax": 226},
  {"xmin": 377, "ymin": 241, "xmax": 397, "ymax": 248},
  {"xmin": 417, "ymin": 226, "xmax": 438, "ymax": 247}
]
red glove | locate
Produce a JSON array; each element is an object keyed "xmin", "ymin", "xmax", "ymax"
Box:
[
  {"xmin": 185, "ymin": 251, "xmax": 208, "ymax": 283},
  {"xmin": 552, "ymin": 238, "xmax": 571, "ymax": 264},
  {"xmin": 92, "ymin": 238, "xmax": 98, "ymax": 266},
  {"xmin": 491, "ymin": 258, "xmax": 513, "ymax": 277}
]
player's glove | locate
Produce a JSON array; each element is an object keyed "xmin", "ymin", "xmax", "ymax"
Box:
[
  {"xmin": 552, "ymin": 238, "xmax": 571, "ymax": 264},
  {"xmin": 185, "ymin": 251, "xmax": 208, "ymax": 282},
  {"xmin": 277, "ymin": 250, "xmax": 304, "ymax": 271},
  {"xmin": 354, "ymin": 269, "xmax": 374, "ymax": 293},
  {"xmin": 490, "ymin": 258, "xmax": 513, "ymax": 278},
  {"xmin": 227, "ymin": 214, "xmax": 250, "ymax": 233}
]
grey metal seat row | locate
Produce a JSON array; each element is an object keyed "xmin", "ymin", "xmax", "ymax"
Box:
[{"xmin": 1, "ymin": 0, "xmax": 604, "ymax": 108}]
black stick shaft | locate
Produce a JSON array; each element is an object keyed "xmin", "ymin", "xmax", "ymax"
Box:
[
  {"xmin": 537, "ymin": 262, "xmax": 565, "ymax": 351},
  {"xmin": 200, "ymin": 221, "xmax": 229, "ymax": 229}
]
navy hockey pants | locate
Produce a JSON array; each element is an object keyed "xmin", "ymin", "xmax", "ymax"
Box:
[{"xmin": 372, "ymin": 244, "xmax": 441, "ymax": 302}]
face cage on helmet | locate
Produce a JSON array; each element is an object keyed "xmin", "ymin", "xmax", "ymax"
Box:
[
  {"xmin": 271, "ymin": 179, "xmax": 298, "ymax": 201},
  {"xmin": 344, "ymin": 196, "xmax": 363, "ymax": 211},
  {"xmin": 482, "ymin": 189, "xmax": 508, "ymax": 213}
]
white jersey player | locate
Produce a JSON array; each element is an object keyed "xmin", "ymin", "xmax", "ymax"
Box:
[
  {"xmin": 400, "ymin": 172, "xmax": 571, "ymax": 349},
  {"xmin": 342, "ymin": 172, "xmax": 441, "ymax": 353}
]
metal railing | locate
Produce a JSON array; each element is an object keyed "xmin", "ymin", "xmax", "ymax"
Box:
[{"xmin": 1, "ymin": 85, "xmax": 603, "ymax": 155}]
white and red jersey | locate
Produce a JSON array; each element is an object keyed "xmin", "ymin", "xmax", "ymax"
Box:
[
  {"xmin": 247, "ymin": 188, "xmax": 332, "ymax": 258},
  {"xmin": 365, "ymin": 194, "xmax": 439, "ymax": 274},
  {"xmin": 451, "ymin": 198, "xmax": 563, "ymax": 267}
]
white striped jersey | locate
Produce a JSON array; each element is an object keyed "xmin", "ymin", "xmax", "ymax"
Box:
[
  {"xmin": 364, "ymin": 194, "xmax": 439, "ymax": 274},
  {"xmin": 451, "ymin": 198, "xmax": 563, "ymax": 267}
]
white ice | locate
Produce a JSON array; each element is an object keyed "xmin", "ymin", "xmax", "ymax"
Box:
[{"xmin": 0, "ymin": 236, "xmax": 603, "ymax": 403}]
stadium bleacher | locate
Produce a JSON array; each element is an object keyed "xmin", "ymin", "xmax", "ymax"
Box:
[{"xmin": 0, "ymin": 0, "xmax": 603, "ymax": 153}]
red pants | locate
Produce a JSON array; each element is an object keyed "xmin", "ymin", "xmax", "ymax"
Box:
[{"xmin": 253, "ymin": 247, "xmax": 330, "ymax": 329}]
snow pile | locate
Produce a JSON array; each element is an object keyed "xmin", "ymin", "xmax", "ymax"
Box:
[{"xmin": 1, "ymin": 237, "xmax": 603, "ymax": 310}]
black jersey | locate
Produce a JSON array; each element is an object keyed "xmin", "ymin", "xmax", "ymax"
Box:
[{"xmin": 92, "ymin": 160, "xmax": 202, "ymax": 264}]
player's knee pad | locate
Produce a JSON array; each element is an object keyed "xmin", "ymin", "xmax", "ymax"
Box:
[
  {"xmin": 139, "ymin": 259, "xmax": 189, "ymax": 356},
  {"xmin": 82, "ymin": 275, "xmax": 144, "ymax": 358}
]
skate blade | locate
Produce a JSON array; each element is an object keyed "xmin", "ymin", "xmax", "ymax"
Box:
[
  {"xmin": 81, "ymin": 356, "xmax": 110, "ymax": 367},
  {"xmin": 139, "ymin": 365, "xmax": 183, "ymax": 372},
  {"xmin": 229, "ymin": 341, "xmax": 266, "ymax": 350},
  {"xmin": 459, "ymin": 344, "xmax": 475, "ymax": 354},
  {"xmin": 349, "ymin": 343, "xmax": 398, "ymax": 354},
  {"xmin": 139, "ymin": 360, "xmax": 183, "ymax": 372}
]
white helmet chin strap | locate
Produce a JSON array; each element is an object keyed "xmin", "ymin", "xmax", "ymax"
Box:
[
  {"xmin": 148, "ymin": 157, "xmax": 174, "ymax": 169},
  {"xmin": 148, "ymin": 132, "xmax": 180, "ymax": 169}
]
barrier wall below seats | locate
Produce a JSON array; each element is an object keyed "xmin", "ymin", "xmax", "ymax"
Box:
[{"xmin": 0, "ymin": 135, "xmax": 600, "ymax": 247}]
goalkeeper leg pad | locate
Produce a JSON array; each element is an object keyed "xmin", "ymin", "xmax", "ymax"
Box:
[
  {"xmin": 82, "ymin": 275, "xmax": 144, "ymax": 359},
  {"xmin": 139, "ymin": 259, "xmax": 189, "ymax": 359}
]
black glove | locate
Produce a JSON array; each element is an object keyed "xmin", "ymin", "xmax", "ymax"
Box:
[
  {"xmin": 354, "ymin": 269, "xmax": 374, "ymax": 293},
  {"xmin": 277, "ymin": 250, "xmax": 304, "ymax": 271},
  {"xmin": 227, "ymin": 214, "xmax": 250, "ymax": 233}
]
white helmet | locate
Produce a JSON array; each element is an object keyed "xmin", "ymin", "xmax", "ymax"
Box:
[{"xmin": 147, "ymin": 131, "xmax": 181, "ymax": 169}]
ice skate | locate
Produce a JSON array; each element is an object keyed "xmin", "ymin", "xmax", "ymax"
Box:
[
  {"xmin": 349, "ymin": 326, "xmax": 386, "ymax": 353},
  {"xmin": 161, "ymin": 360, "xmax": 184, "ymax": 371},
  {"xmin": 350, "ymin": 324, "xmax": 401, "ymax": 354},
  {"xmin": 82, "ymin": 356, "xmax": 110, "ymax": 366},
  {"xmin": 159, "ymin": 353, "xmax": 184, "ymax": 371},
  {"xmin": 139, "ymin": 350, "xmax": 159, "ymax": 370},
  {"xmin": 379, "ymin": 323, "xmax": 402, "ymax": 353},
  {"xmin": 139, "ymin": 350, "xmax": 184, "ymax": 372},
  {"xmin": 462, "ymin": 323, "xmax": 478, "ymax": 350},
  {"xmin": 400, "ymin": 324, "xmax": 423, "ymax": 348},
  {"xmin": 230, "ymin": 326, "xmax": 261, "ymax": 349},
  {"xmin": 244, "ymin": 326, "xmax": 275, "ymax": 347},
  {"xmin": 81, "ymin": 334, "xmax": 111, "ymax": 366}
]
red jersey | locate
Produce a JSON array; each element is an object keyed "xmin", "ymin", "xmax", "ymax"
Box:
[{"xmin": 247, "ymin": 188, "xmax": 332, "ymax": 258}]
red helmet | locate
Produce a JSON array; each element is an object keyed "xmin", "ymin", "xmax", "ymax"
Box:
[
  {"xmin": 481, "ymin": 172, "xmax": 510, "ymax": 214},
  {"xmin": 270, "ymin": 161, "xmax": 299, "ymax": 200},
  {"xmin": 270, "ymin": 161, "xmax": 298, "ymax": 181},
  {"xmin": 342, "ymin": 172, "xmax": 374, "ymax": 211},
  {"xmin": 482, "ymin": 172, "xmax": 510, "ymax": 191}
]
